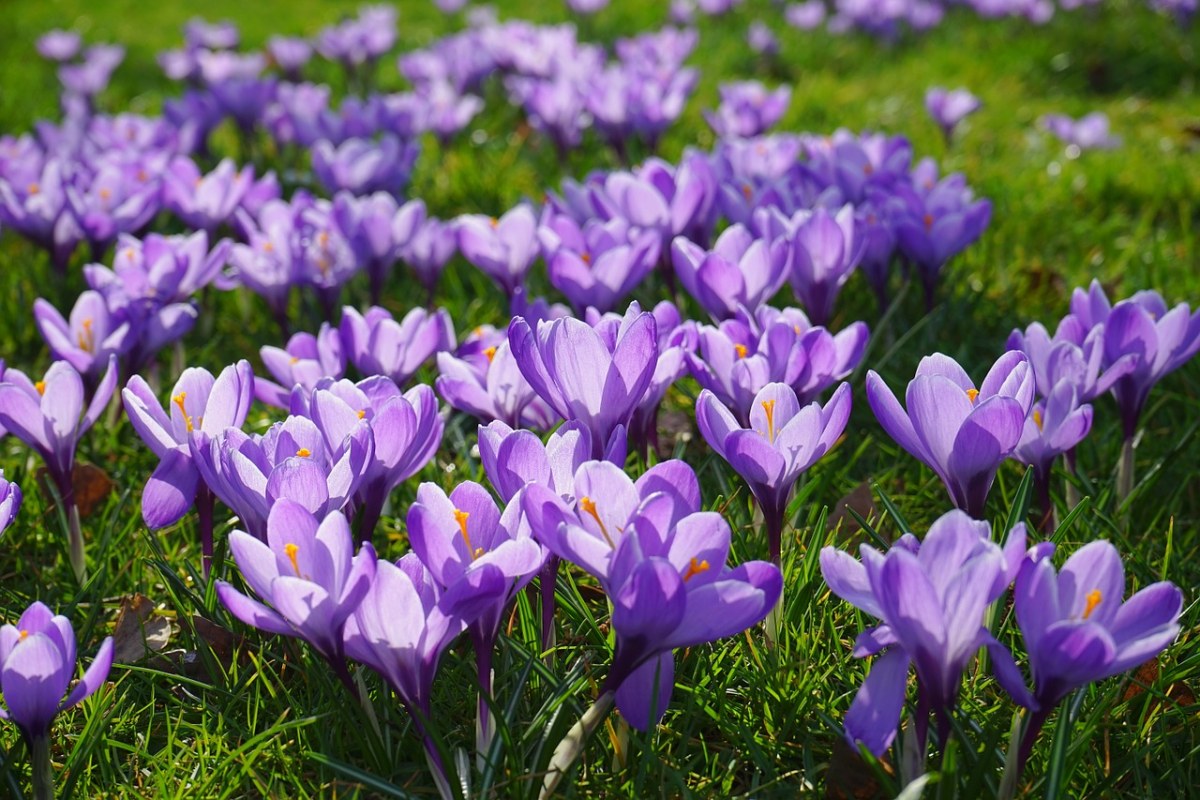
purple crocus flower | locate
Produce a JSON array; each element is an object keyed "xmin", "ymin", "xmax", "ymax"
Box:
[
  {"xmin": 509, "ymin": 301, "xmax": 658, "ymax": 458},
  {"xmin": 539, "ymin": 211, "xmax": 660, "ymax": 315},
  {"xmin": 300, "ymin": 377, "xmax": 443, "ymax": 542},
  {"xmin": 339, "ymin": 305, "xmax": 455, "ymax": 387},
  {"xmin": 1040, "ymin": 112, "xmax": 1121, "ymax": 151},
  {"xmin": 34, "ymin": 290, "xmax": 131, "ymax": 378},
  {"xmin": 436, "ymin": 337, "xmax": 559, "ymax": 430},
  {"xmin": 266, "ymin": 36, "xmax": 313, "ymax": 80},
  {"xmin": 1002, "ymin": 541, "xmax": 1182, "ymax": 774},
  {"xmin": 197, "ymin": 50, "xmax": 276, "ymax": 132},
  {"xmin": 217, "ymin": 502, "xmax": 376, "ymax": 690},
  {"xmin": 162, "ymin": 156, "xmax": 253, "ymax": 233},
  {"xmin": 122, "ymin": 360, "xmax": 255, "ymax": 563},
  {"xmin": 58, "ymin": 44, "xmax": 124, "ymax": 101},
  {"xmin": 0, "ymin": 470, "xmax": 23, "ymax": 538},
  {"xmin": 788, "ymin": 205, "xmax": 863, "ymax": 326},
  {"xmin": 0, "ymin": 159, "xmax": 82, "ymax": 270},
  {"xmin": 705, "ymin": 82, "xmax": 791, "ymax": 140},
  {"xmin": 747, "ymin": 21, "xmax": 780, "ymax": 56},
  {"xmin": 1007, "ymin": 318, "xmax": 1135, "ymax": 403},
  {"xmin": 785, "ymin": 1, "xmax": 826, "ymax": 29},
  {"xmin": 697, "ymin": 382, "xmax": 850, "ymax": 563},
  {"xmin": 924, "ymin": 87, "xmax": 981, "ymax": 143},
  {"xmin": 457, "ymin": 204, "xmax": 540, "ymax": 302},
  {"xmin": 477, "ymin": 419, "xmax": 624, "ymax": 505},
  {"xmin": 401, "ymin": 214, "xmax": 457, "ymax": 305},
  {"xmin": 87, "ymin": 231, "xmax": 230, "ymax": 308},
  {"xmin": 867, "ymin": 352, "xmax": 1034, "ymax": 518},
  {"xmin": 346, "ymin": 553, "xmax": 507, "ymax": 799},
  {"xmin": 255, "ymin": 323, "xmax": 345, "ymax": 409},
  {"xmin": 333, "ymin": 192, "xmax": 418, "ymax": 305},
  {"xmin": 893, "ymin": 179, "xmax": 992, "ymax": 308},
  {"xmin": 820, "ymin": 510, "xmax": 1028, "ymax": 757},
  {"xmin": 191, "ymin": 414, "xmax": 373, "ymax": 541},
  {"xmin": 408, "ymin": 481, "xmax": 545, "ymax": 756},
  {"xmin": 1013, "ymin": 379, "xmax": 1093, "ymax": 518},
  {"xmin": 37, "ymin": 30, "xmax": 82, "ymax": 62},
  {"xmin": 0, "ymin": 601, "xmax": 113, "ymax": 798},
  {"xmin": 0, "ymin": 357, "xmax": 117, "ymax": 582},
  {"xmin": 64, "ymin": 159, "xmax": 162, "ymax": 259},
  {"xmin": 185, "ymin": 18, "xmax": 239, "ymax": 50},
  {"xmin": 671, "ymin": 225, "xmax": 790, "ymax": 321},
  {"xmin": 312, "ymin": 135, "xmax": 419, "ymax": 198}
]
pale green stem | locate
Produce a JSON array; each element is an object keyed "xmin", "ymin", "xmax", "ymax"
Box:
[
  {"xmin": 31, "ymin": 735, "xmax": 54, "ymax": 800},
  {"xmin": 1117, "ymin": 437, "xmax": 1135, "ymax": 501},
  {"xmin": 540, "ymin": 690, "xmax": 615, "ymax": 800}
]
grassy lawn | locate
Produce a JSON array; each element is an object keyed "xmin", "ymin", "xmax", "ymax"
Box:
[{"xmin": 0, "ymin": 0, "xmax": 1197, "ymax": 797}]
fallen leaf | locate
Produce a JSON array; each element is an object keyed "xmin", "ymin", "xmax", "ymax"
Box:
[
  {"xmin": 35, "ymin": 462, "xmax": 115, "ymax": 517},
  {"xmin": 112, "ymin": 594, "xmax": 173, "ymax": 664},
  {"xmin": 826, "ymin": 482, "xmax": 878, "ymax": 541},
  {"xmin": 825, "ymin": 737, "xmax": 891, "ymax": 799}
]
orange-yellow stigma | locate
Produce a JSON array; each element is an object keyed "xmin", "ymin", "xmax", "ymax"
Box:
[
  {"xmin": 454, "ymin": 508, "xmax": 476, "ymax": 556},
  {"xmin": 77, "ymin": 318, "xmax": 95, "ymax": 353},
  {"xmin": 489, "ymin": 216, "xmax": 499, "ymax": 228},
  {"xmin": 289, "ymin": 356, "xmax": 300, "ymax": 365},
  {"xmin": 579, "ymin": 496, "xmax": 615, "ymax": 548},
  {"xmin": 262, "ymin": 240, "xmax": 275, "ymax": 253},
  {"xmin": 356, "ymin": 409, "xmax": 366, "ymax": 419},
  {"xmin": 735, "ymin": 343, "xmax": 748, "ymax": 359},
  {"xmin": 761, "ymin": 399, "xmax": 778, "ymax": 442},
  {"xmin": 580, "ymin": 251, "xmax": 592, "ymax": 264},
  {"xmin": 99, "ymin": 187, "xmax": 112, "ymax": 201},
  {"xmin": 922, "ymin": 213, "xmax": 934, "ymax": 230},
  {"xmin": 284, "ymin": 543, "xmax": 301, "ymax": 576},
  {"xmin": 682, "ymin": 558, "xmax": 710, "ymax": 582},
  {"xmin": 173, "ymin": 392, "xmax": 194, "ymax": 432},
  {"xmin": 296, "ymin": 448, "xmax": 312, "ymax": 458},
  {"xmin": 966, "ymin": 388, "xmax": 979, "ymax": 403},
  {"xmin": 484, "ymin": 346, "xmax": 497, "ymax": 364},
  {"xmin": 1082, "ymin": 589, "xmax": 1102, "ymax": 620},
  {"xmin": 35, "ymin": 380, "xmax": 46, "ymax": 396},
  {"xmin": 27, "ymin": 182, "xmax": 40, "ymax": 195},
  {"xmin": 741, "ymin": 183, "xmax": 752, "ymax": 199},
  {"xmin": 863, "ymin": 163, "xmax": 874, "ymax": 175},
  {"xmin": 1032, "ymin": 409, "xmax": 1043, "ymax": 430},
  {"xmin": 123, "ymin": 247, "xmax": 136, "ymax": 261},
  {"xmin": 18, "ymin": 629, "xmax": 29, "ymax": 641}
]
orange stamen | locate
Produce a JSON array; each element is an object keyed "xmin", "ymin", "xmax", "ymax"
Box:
[
  {"xmin": 761, "ymin": 399, "xmax": 777, "ymax": 442},
  {"xmin": 173, "ymin": 392, "xmax": 194, "ymax": 432},
  {"xmin": 1032, "ymin": 409, "xmax": 1043, "ymax": 430},
  {"xmin": 682, "ymin": 558, "xmax": 710, "ymax": 582},
  {"xmin": 454, "ymin": 508, "xmax": 476, "ymax": 556},
  {"xmin": 966, "ymin": 388, "xmax": 979, "ymax": 403},
  {"xmin": 35, "ymin": 380, "xmax": 46, "ymax": 395},
  {"xmin": 579, "ymin": 496, "xmax": 615, "ymax": 548},
  {"xmin": 284, "ymin": 543, "xmax": 301, "ymax": 577},
  {"xmin": 296, "ymin": 448, "xmax": 312, "ymax": 458},
  {"xmin": 734, "ymin": 344, "xmax": 748, "ymax": 359},
  {"xmin": 1082, "ymin": 589, "xmax": 1102, "ymax": 620},
  {"xmin": 484, "ymin": 346, "xmax": 497, "ymax": 364}
]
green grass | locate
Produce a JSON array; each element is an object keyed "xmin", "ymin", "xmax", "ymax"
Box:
[{"xmin": 0, "ymin": 0, "xmax": 1198, "ymax": 798}]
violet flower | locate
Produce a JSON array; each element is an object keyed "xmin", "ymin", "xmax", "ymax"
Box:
[
  {"xmin": 924, "ymin": 87, "xmax": 981, "ymax": 143},
  {"xmin": 866, "ymin": 351, "xmax": 1034, "ymax": 518},
  {"xmin": 340, "ymin": 305, "xmax": 455, "ymax": 387},
  {"xmin": 1007, "ymin": 319, "xmax": 1134, "ymax": 403},
  {"xmin": 34, "ymin": 290, "xmax": 132, "ymax": 378},
  {"xmin": 123, "ymin": 360, "xmax": 255, "ymax": 571},
  {"xmin": 705, "ymin": 81, "xmax": 791, "ymax": 140},
  {"xmin": 1040, "ymin": 112, "xmax": 1121, "ymax": 151},
  {"xmin": 697, "ymin": 382, "xmax": 850, "ymax": 563},
  {"xmin": 217, "ymin": 502, "xmax": 376, "ymax": 691},
  {"xmin": 37, "ymin": 30, "xmax": 82, "ymax": 62},
  {"xmin": 266, "ymin": 36, "xmax": 313, "ymax": 80},
  {"xmin": 457, "ymin": 204, "xmax": 540, "ymax": 302},
  {"xmin": 333, "ymin": 192, "xmax": 418, "ymax": 305},
  {"xmin": 788, "ymin": 205, "xmax": 863, "ymax": 326},
  {"xmin": 86, "ymin": 231, "xmax": 230, "ymax": 308},
  {"xmin": 0, "ymin": 356, "xmax": 117, "ymax": 582},
  {"xmin": 539, "ymin": 211, "xmax": 660, "ymax": 315},
  {"xmin": 671, "ymin": 225, "xmax": 790, "ymax": 321},
  {"xmin": 0, "ymin": 470, "xmax": 23, "ymax": 538},
  {"xmin": 312, "ymin": 135, "xmax": 419, "ymax": 198},
  {"xmin": 1013, "ymin": 379, "xmax": 1093, "ymax": 525},
  {"xmin": 509, "ymin": 301, "xmax": 658, "ymax": 458},
  {"xmin": 1002, "ymin": 541, "xmax": 1182, "ymax": 774},
  {"xmin": 162, "ymin": 156, "xmax": 253, "ymax": 233},
  {"xmin": 401, "ymin": 214, "xmax": 457, "ymax": 306},
  {"xmin": 436, "ymin": 338, "xmax": 559, "ymax": 430},
  {"xmin": 255, "ymin": 323, "xmax": 345, "ymax": 409},
  {"xmin": 0, "ymin": 159, "xmax": 81, "ymax": 271},
  {"xmin": 0, "ymin": 602, "xmax": 114, "ymax": 800},
  {"xmin": 820, "ymin": 510, "xmax": 1028, "ymax": 758}
]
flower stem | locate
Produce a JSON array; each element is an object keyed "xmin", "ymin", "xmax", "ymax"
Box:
[
  {"xmin": 67, "ymin": 501, "xmax": 86, "ymax": 586},
  {"xmin": 471, "ymin": 628, "xmax": 496, "ymax": 770},
  {"xmin": 539, "ymin": 690, "xmax": 615, "ymax": 800},
  {"xmin": 30, "ymin": 735, "xmax": 54, "ymax": 800},
  {"xmin": 540, "ymin": 556, "xmax": 560, "ymax": 657},
  {"xmin": 1015, "ymin": 706, "xmax": 1052, "ymax": 779},
  {"xmin": 1117, "ymin": 436, "xmax": 1135, "ymax": 501},
  {"xmin": 196, "ymin": 486, "xmax": 214, "ymax": 580},
  {"xmin": 1063, "ymin": 448, "xmax": 1081, "ymax": 510}
]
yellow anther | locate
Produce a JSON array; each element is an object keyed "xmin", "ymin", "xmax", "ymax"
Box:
[
  {"xmin": 99, "ymin": 187, "xmax": 112, "ymax": 201},
  {"xmin": 1032, "ymin": 409, "xmax": 1043, "ymax": 430},
  {"xmin": 124, "ymin": 247, "xmax": 136, "ymax": 261},
  {"xmin": 317, "ymin": 231, "xmax": 330, "ymax": 248},
  {"xmin": 863, "ymin": 163, "xmax": 874, "ymax": 175},
  {"xmin": 473, "ymin": 546, "xmax": 484, "ymax": 559},
  {"xmin": 289, "ymin": 356, "xmax": 299, "ymax": 365},
  {"xmin": 741, "ymin": 183, "xmax": 752, "ymax": 199},
  {"xmin": 489, "ymin": 217, "xmax": 499, "ymax": 228},
  {"xmin": 966, "ymin": 388, "xmax": 979, "ymax": 403},
  {"xmin": 356, "ymin": 409, "xmax": 366, "ymax": 419},
  {"xmin": 284, "ymin": 543, "xmax": 301, "ymax": 576},
  {"xmin": 262, "ymin": 241, "xmax": 275, "ymax": 253},
  {"xmin": 35, "ymin": 381, "xmax": 46, "ymax": 395},
  {"xmin": 682, "ymin": 557, "xmax": 710, "ymax": 582},
  {"xmin": 579, "ymin": 496, "xmax": 615, "ymax": 548},
  {"xmin": 1082, "ymin": 589, "xmax": 1102, "ymax": 620},
  {"xmin": 922, "ymin": 213, "xmax": 934, "ymax": 230},
  {"xmin": 76, "ymin": 318, "xmax": 96, "ymax": 353},
  {"xmin": 735, "ymin": 344, "xmax": 748, "ymax": 359},
  {"xmin": 761, "ymin": 399, "xmax": 777, "ymax": 442},
  {"xmin": 581, "ymin": 251, "xmax": 592, "ymax": 264},
  {"xmin": 137, "ymin": 169, "xmax": 147, "ymax": 182},
  {"xmin": 173, "ymin": 392, "xmax": 194, "ymax": 432},
  {"xmin": 454, "ymin": 508, "xmax": 475, "ymax": 555},
  {"xmin": 18, "ymin": 629, "xmax": 29, "ymax": 641},
  {"xmin": 27, "ymin": 182, "xmax": 40, "ymax": 195},
  {"xmin": 484, "ymin": 346, "xmax": 497, "ymax": 364},
  {"xmin": 296, "ymin": 448, "xmax": 312, "ymax": 458}
]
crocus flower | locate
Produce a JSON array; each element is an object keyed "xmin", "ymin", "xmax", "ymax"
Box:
[
  {"xmin": 339, "ymin": 305, "xmax": 455, "ymax": 387},
  {"xmin": 333, "ymin": 192, "xmax": 417, "ymax": 305},
  {"xmin": 346, "ymin": 553, "xmax": 507, "ymax": 800},
  {"xmin": 0, "ymin": 159, "xmax": 80, "ymax": 270},
  {"xmin": 509, "ymin": 302, "xmax": 658, "ymax": 458},
  {"xmin": 255, "ymin": 323, "xmax": 345, "ymax": 409},
  {"xmin": 697, "ymin": 382, "xmax": 850, "ymax": 562},
  {"xmin": 1040, "ymin": 112, "xmax": 1121, "ymax": 151},
  {"xmin": 64, "ymin": 158, "xmax": 162, "ymax": 258},
  {"xmin": 162, "ymin": 156, "xmax": 253, "ymax": 233},
  {"xmin": 867, "ymin": 351, "xmax": 1034, "ymax": 518},
  {"xmin": 408, "ymin": 481, "xmax": 546, "ymax": 755},
  {"xmin": 671, "ymin": 225, "xmax": 790, "ymax": 321},
  {"xmin": 301, "ymin": 377, "xmax": 443, "ymax": 542},
  {"xmin": 123, "ymin": 360, "xmax": 255, "ymax": 571},
  {"xmin": 785, "ymin": 1, "xmax": 826, "ymax": 29},
  {"xmin": 87, "ymin": 231, "xmax": 230, "ymax": 308},
  {"xmin": 539, "ymin": 211, "xmax": 660, "ymax": 315},
  {"xmin": 436, "ymin": 338, "xmax": 559, "ymax": 430},
  {"xmin": 34, "ymin": 290, "xmax": 132, "ymax": 378},
  {"xmin": 1003, "ymin": 540, "xmax": 1183, "ymax": 773},
  {"xmin": 1007, "ymin": 319, "xmax": 1134, "ymax": 403},
  {"xmin": 0, "ymin": 601, "xmax": 113, "ymax": 800},
  {"xmin": 0, "ymin": 357, "xmax": 117, "ymax": 582},
  {"xmin": 401, "ymin": 214, "xmax": 457, "ymax": 305},
  {"xmin": 705, "ymin": 81, "xmax": 791, "ymax": 140},
  {"xmin": 893, "ymin": 179, "xmax": 992, "ymax": 308},
  {"xmin": 747, "ymin": 22, "xmax": 779, "ymax": 56},
  {"xmin": 217, "ymin": 502, "xmax": 376, "ymax": 687},
  {"xmin": 788, "ymin": 205, "xmax": 863, "ymax": 326},
  {"xmin": 58, "ymin": 44, "xmax": 125, "ymax": 101},
  {"xmin": 0, "ymin": 470, "xmax": 23, "ymax": 538},
  {"xmin": 457, "ymin": 204, "xmax": 540, "ymax": 302},
  {"xmin": 1013, "ymin": 379, "xmax": 1093, "ymax": 518},
  {"xmin": 312, "ymin": 134, "xmax": 419, "ymax": 197},
  {"xmin": 819, "ymin": 510, "xmax": 1028, "ymax": 757},
  {"xmin": 37, "ymin": 30, "xmax": 82, "ymax": 62},
  {"xmin": 266, "ymin": 35, "xmax": 313, "ymax": 80},
  {"xmin": 924, "ymin": 87, "xmax": 981, "ymax": 143},
  {"xmin": 477, "ymin": 419, "xmax": 623, "ymax": 505}
]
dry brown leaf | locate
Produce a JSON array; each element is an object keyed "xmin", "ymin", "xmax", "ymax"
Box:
[
  {"xmin": 112, "ymin": 594, "xmax": 173, "ymax": 664},
  {"xmin": 826, "ymin": 482, "xmax": 878, "ymax": 541},
  {"xmin": 825, "ymin": 737, "xmax": 891, "ymax": 799},
  {"xmin": 35, "ymin": 462, "xmax": 115, "ymax": 517}
]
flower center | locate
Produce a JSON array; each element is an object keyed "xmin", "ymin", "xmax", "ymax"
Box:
[
  {"xmin": 579, "ymin": 496, "xmax": 615, "ymax": 548},
  {"xmin": 923, "ymin": 213, "xmax": 934, "ymax": 230},
  {"xmin": 454, "ymin": 508, "xmax": 480, "ymax": 558},
  {"xmin": 734, "ymin": 344, "xmax": 748, "ymax": 359},
  {"xmin": 489, "ymin": 217, "xmax": 499, "ymax": 229},
  {"xmin": 966, "ymin": 388, "xmax": 979, "ymax": 403},
  {"xmin": 761, "ymin": 399, "xmax": 777, "ymax": 443},
  {"xmin": 682, "ymin": 558, "xmax": 710, "ymax": 582},
  {"xmin": 580, "ymin": 251, "xmax": 592, "ymax": 264},
  {"xmin": 1082, "ymin": 589, "xmax": 1102, "ymax": 620},
  {"xmin": 35, "ymin": 380, "xmax": 46, "ymax": 395},
  {"xmin": 484, "ymin": 346, "xmax": 497, "ymax": 364},
  {"xmin": 284, "ymin": 543, "xmax": 301, "ymax": 577},
  {"xmin": 18, "ymin": 629, "xmax": 29, "ymax": 641},
  {"xmin": 863, "ymin": 163, "xmax": 874, "ymax": 175},
  {"xmin": 1032, "ymin": 409, "xmax": 1043, "ymax": 430},
  {"xmin": 77, "ymin": 318, "xmax": 95, "ymax": 353},
  {"xmin": 356, "ymin": 409, "xmax": 366, "ymax": 419},
  {"xmin": 296, "ymin": 448, "xmax": 311, "ymax": 458},
  {"xmin": 173, "ymin": 392, "xmax": 194, "ymax": 432},
  {"xmin": 741, "ymin": 183, "xmax": 752, "ymax": 199},
  {"xmin": 27, "ymin": 182, "xmax": 40, "ymax": 195}
]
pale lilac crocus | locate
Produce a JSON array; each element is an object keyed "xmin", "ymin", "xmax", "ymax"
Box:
[
  {"xmin": 401, "ymin": 214, "xmax": 457, "ymax": 306},
  {"xmin": 1040, "ymin": 112, "xmax": 1121, "ymax": 151},
  {"xmin": 0, "ymin": 602, "xmax": 114, "ymax": 800},
  {"xmin": 339, "ymin": 305, "xmax": 454, "ymax": 387},
  {"xmin": 34, "ymin": 290, "xmax": 131, "ymax": 378},
  {"xmin": 539, "ymin": 211, "xmax": 660, "ymax": 315},
  {"xmin": 924, "ymin": 87, "xmax": 981, "ymax": 143},
  {"xmin": 255, "ymin": 323, "xmax": 345, "ymax": 409},
  {"xmin": 162, "ymin": 156, "xmax": 253, "ymax": 233},
  {"xmin": 1013, "ymin": 380, "xmax": 1093, "ymax": 525},
  {"xmin": 697, "ymin": 382, "xmax": 850, "ymax": 563},
  {"xmin": 788, "ymin": 205, "xmax": 863, "ymax": 326},
  {"xmin": 0, "ymin": 470, "xmax": 23, "ymax": 538},
  {"xmin": 436, "ymin": 338, "xmax": 559, "ymax": 430},
  {"xmin": 457, "ymin": 204, "xmax": 540, "ymax": 302},
  {"xmin": 37, "ymin": 30, "xmax": 82, "ymax": 62},
  {"xmin": 705, "ymin": 81, "xmax": 791, "ymax": 140},
  {"xmin": 671, "ymin": 225, "xmax": 790, "ymax": 321},
  {"xmin": 0, "ymin": 356, "xmax": 117, "ymax": 582},
  {"xmin": 867, "ymin": 352, "xmax": 1034, "ymax": 518}
]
